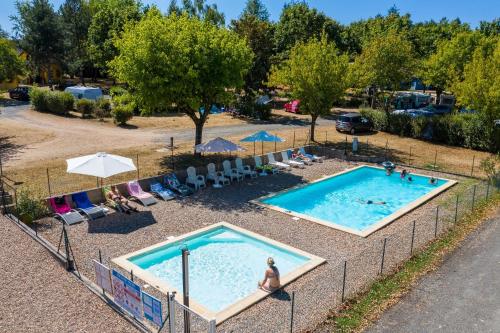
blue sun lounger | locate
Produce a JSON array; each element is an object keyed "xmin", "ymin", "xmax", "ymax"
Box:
[
  {"xmin": 71, "ymin": 192, "xmax": 106, "ymax": 220},
  {"xmin": 150, "ymin": 181, "xmax": 175, "ymax": 201}
]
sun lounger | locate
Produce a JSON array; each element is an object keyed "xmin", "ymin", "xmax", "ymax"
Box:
[
  {"xmin": 281, "ymin": 151, "xmax": 305, "ymax": 168},
  {"xmin": 235, "ymin": 158, "xmax": 257, "ymax": 178},
  {"xmin": 150, "ymin": 181, "xmax": 175, "ymax": 201},
  {"xmin": 49, "ymin": 196, "xmax": 85, "ymax": 225},
  {"xmin": 164, "ymin": 173, "xmax": 193, "ymax": 196},
  {"xmin": 186, "ymin": 166, "xmax": 207, "ymax": 191},
  {"xmin": 254, "ymin": 156, "xmax": 277, "ymax": 175},
  {"xmin": 223, "ymin": 160, "xmax": 244, "ymax": 182},
  {"xmin": 207, "ymin": 163, "xmax": 230, "ymax": 187},
  {"xmin": 267, "ymin": 153, "xmax": 291, "ymax": 171},
  {"xmin": 299, "ymin": 147, "xmax": 324, "ymax": 162},
  {"xmin": 288, "ymin": 149, "xmax": 313, "ymax": 165},
  {"xmin": 127, "ymin": 181, "xmax": 158, "ymax": 206},
  {"xmin": 71, "ymin": 192, "xmax": 106, "ymax": 220}
]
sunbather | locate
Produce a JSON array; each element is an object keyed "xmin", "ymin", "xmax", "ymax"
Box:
[
  {"xmin": 106, "ymin": 186, "xmax": 137, "ymax": 214},
  {"xmin": 292, "ymin": 148, "xmax": 312, "ymax": 164}
]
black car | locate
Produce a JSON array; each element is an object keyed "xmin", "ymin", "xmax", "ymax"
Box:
[
  {"xmin": 9, "ymin": 86, "xmax": 31, "ymax": 101},
  {"xmin": 336, "ymin": 113, "xmax": 372, "ymax": 134}
]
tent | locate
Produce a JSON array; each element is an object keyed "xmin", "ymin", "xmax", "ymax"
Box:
[{"xmin": 64, "ymin": 86, "xmax": 103, "ymax": 100}]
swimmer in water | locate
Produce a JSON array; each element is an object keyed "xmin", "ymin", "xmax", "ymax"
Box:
[{"xmin": 357, "ymin": 199, "xmax": 386, "ymax": 205}]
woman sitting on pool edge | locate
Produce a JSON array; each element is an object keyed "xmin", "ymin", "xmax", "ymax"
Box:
[{"xmin": 258, "ymin": 257, "xmax": 280, "ymax": 292}]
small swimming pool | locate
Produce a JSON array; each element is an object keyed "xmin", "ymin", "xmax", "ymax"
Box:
[
  {"xmin": 113, "ymin": 223, "xmax": 324, "ymax": 323},
  {"xmin": 258, "ymin": 165, "xmax": 456, "ymax": 237}
]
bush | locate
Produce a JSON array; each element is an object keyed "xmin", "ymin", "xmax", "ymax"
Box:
[
  {"xmin": 360, "ymin": 108, "xmax": 387, "ymax": 131},
  {"xmin": 236, "ymin": 95, "xmax": 272, "ymax": 120},
  {"xmin": 16, "ymin": 188, "xmax": 49, "ymax": 224},
  {"xmin": 75, "ymin": 99, "xmax": 95, "ymax": 118},
  {"xmin": 95, "ymin": 98, "xmax": 112, "ymax": 120},
  {"xmin": 112, "ymin": 92, "xmax": 140, "ymax": 115},
  {"xmin": 29, "ymin": 88, "xmax": 74, "ymax": 115},
  {"xmin": 112, "ymin": 104, "xmax": 133, "ymax": 125},
  {"xmin": 109, "ymin": 86, "xmax": 127, "ymax": 98}
]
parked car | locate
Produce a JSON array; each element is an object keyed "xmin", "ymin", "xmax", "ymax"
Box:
[
  {"xmin": 336, "ymin": 113, "xmax": 372, "ymax": 134},
  {"xmin": 419, "ymin": 104, "xmax": 453, "ymax": 115},
  {"xmin": 284, "ymin": 100, "xmax": 300, "ymax": 114},
  {"xmin": 8, "ymin": 86, "xmax": 31, "ymax": 101},
  {"xmin": 393, "ymin": 108, "xmax": 434, "ymax": 118}
]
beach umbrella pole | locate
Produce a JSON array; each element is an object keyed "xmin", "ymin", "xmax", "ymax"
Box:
[
  {"xmin": 262, "ymin": 141, "xmax": 264, "ymax": 156},
  {"xmin": 253, "ymin": 141, "xmax": 256, "ymax": 156}
]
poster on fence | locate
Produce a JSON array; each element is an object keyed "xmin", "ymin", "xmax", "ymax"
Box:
[
  {"xmin": 93, "ymin": 260, "xmax": 113, "ymax": 294},
  {"xmin": 111, "ymin": 270, "xmax": 143, "ymax": 319},
  {"xmin": 142, "ymin": 292, "xmax": 163, "ymax": 326}
]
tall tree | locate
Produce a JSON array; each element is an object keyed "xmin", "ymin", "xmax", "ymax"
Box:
[
  {"xmin": 87, "ymin": 0, "xmax": 142, "ymax": 75},
  {"xmin": 231, "ymin": 1, "xmax": 274, "ymax": 93},
  {"xmin": 0, "ymin": 38, "xmax": 25, "ymax": 82},
  {"xmin": 241, "ymin": 0, "xmax": 269, "ymax": 21},
  {"xmin": 274, "ymin": 2, "xmax": 343, "ymax": 60},
  {"xmin": 111, "ymin": 12, "xmax": 252, "ymax": 153},
  {"xmin": 168, "ymin": 0, "xmax": 225, "ymax": 26},
  {"xmin": 420, "ymin": 31, "xmax": 495, "ymax": 96},
  {"xmin": 60, "ymin": 0, "xmax": 91, "ymax": 83},
  {"xmin": 11, "ymin": 0, "xmax": 64, "ymax": 84},
  {"xmin": 269, "ymin": 36, "xmax": 349, "ymax": 141},
  {"xmin": 0, "ymin": 26, "xmax": 8, "ymax": 39},
  {"xmin": 479, "ymin": 18, "xmax": 500, "ymax": 36},
  {"xmin": 351, "ymin": 30, "xmax": 416, "ymax": 111}
]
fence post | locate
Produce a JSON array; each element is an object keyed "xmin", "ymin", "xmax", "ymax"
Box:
[
  {"xmin": 136, "ymin": 154, "xmax": 140, "ymax": 179},
  {"xmin": 341, "ymin": 261, "xmax": 347, "ymax": 302},
  {"xmin": 454, "ymin": 195, "xmax": 459, "ymax": 223},
  {"xmin": 408, "ymin": 146, "xmax": 412, "ymax": 165},
  {"xmin": 344, "ymin": 136, "xmax": 348, "ymax": 157},
  {"xmin": 380, "ymin": 238, "xmax": 387, "ymax": 275},
  {"xmin": 292, "ymin": 131, "xmax": 296, "ymax": 148},
  {"xmin": 289, "ymin": 291, "xmax": 295, "ymax": 333},
  {"xmin": 470, "ymin": 155, "xmax": 475, "ymax": 177},
  {"xmin": 168, "ymin": 292, "xmax": 176, "ymax": 333},
  {"xmin": 209, "ymin": 319, "xmax": 216, "ymax": 333},
  {"xmin": 434, "ymin": 206, "xmax": 439, "ymax": 237},
  {"xmin": 63, "ymin": 224, "xmax": 74, "ymax": 271},
  {"xmin": 99, "ymin": 249, "xmax": 102, "ymax": 263},
  {"xmin": 46, "ymin": 168, "xmax": 52, "ymax": 197},
  {"xmin": 472, "ymin": 185, "xmax": 477, "ymax": 211},
  {"xmin": 170, "ymin": 137, "xmax": 175, "ymax": 170},
  {"xmin": 433, "ymin": 150, "xmax": 438, "ymax": 170},
  {"xmin": 410, "ymin": 220, "xmax": 416, "ymax": 255},
  {"xmin": 384, "ymin": 139, "xmax": 388, "ymax": 160}
]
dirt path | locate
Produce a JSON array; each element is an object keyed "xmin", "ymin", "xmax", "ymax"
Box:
[{"xmin": 0, "ymin": 103, "xmax": 336, "ymax": 168}]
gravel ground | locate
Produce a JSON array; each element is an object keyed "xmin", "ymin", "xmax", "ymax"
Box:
[
  {"xmin": 0, "ymin": 215, "xmax": 140, "ymax": 333},
  {"xmin": 34, "ymin": 159, "xmax": 473, "ymax": 333}
]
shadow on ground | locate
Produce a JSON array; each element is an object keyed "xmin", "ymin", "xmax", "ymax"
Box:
[
  {"xmin": 0, "ymin": 136, "xmax": 25, "ymax": 164},
  {"xmin": 87, "ymin": 210, "xmax": 157, "ymax": 234}
]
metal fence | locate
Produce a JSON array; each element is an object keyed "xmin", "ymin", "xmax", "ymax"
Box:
[{"xmin": 1, "ymin": 140, "xmax": 498, "ymax": 333}]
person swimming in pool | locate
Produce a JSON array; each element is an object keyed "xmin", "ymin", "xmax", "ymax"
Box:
[
  {"xmin": 258, "ymin": 257, "xmax": 280, "ymax": 292},
  {"xmin": 401, "ymin": 169, "xmax": 408, "ymax": 179},
  {"xmin": 429, "ymin": 177, "xmax": 437, "ymax": 185},
  {"xmin": 407, "ymin": 176, "xmax": 413, "ymax": 182},
  {"xmin": 357, "ymin": 199, "xmax": 386, "ymax": 205}
]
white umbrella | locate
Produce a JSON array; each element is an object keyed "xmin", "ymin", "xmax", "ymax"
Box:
[
  {"xmin": 195, "ymin": 137, "xmax": 245, "ymax": 153},
  {"xmin": 66, "ymin": 152, "xmax": 136, "ymax": 178}
]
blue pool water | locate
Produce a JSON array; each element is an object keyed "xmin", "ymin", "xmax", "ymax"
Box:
[
  {"xmin": 261, "ymin": 166, "xmax": 448, "ymax": 232},
  {"xmin": 129, "ymin": 226, "xmax": 309, "ymax": 312}
]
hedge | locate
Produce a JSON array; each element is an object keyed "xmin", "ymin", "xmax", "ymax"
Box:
[
  {"xmin": 360, "ymin": 108, "xmax": 496, "ymax": 152},
  {"xmin": 112, "ymin": 104, "xmax": 134, "ymax": 125},
  {"xmin": 29, "ymin": 88, "xmax": 74, "ymax": 115},
  {"xmin": 75, "ymin": 99, "xmax": 95, "ymax": 118}
]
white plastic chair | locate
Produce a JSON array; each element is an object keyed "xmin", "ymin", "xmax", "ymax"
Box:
[
  {"xmin": 206, "ymin": 163, "xmax": 230, "ymax": 187},
  {"xmin": 186, "ymin": 166, "xmax": 206, "ymax": 190},
  {"xmin": 235, "ymin": 158, "xmax": 257, "ymax": 178},
  {"xmin": 223, "ymin": 160, "xmax": 244, "ymax": 182},
  {"xmin": 254, "ymin": 156, "xmax": 277, "ymax": 175},
  {"xmin": 267, "ymin": 153, "xmax": 291, "ymax": 171}
]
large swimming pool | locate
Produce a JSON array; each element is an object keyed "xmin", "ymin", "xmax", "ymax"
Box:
[
  {"xmin": 258, "ymin": 165, "xmax": 456, "ymax": 236},
  {"xmin": 113, "ymin": 223, "xmax": 324, "ymax": 322}
]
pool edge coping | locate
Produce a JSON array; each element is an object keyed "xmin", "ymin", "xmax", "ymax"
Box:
[
  {"xmin": 112, "ymin": 221, "xmax": 326, "ymax": 325},
  {"xmin": 251, "ymin": 165, "xmax": 458, "ymax": 237}
]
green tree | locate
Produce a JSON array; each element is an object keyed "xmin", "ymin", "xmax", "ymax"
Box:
[
  {"xmin": 454, "ymin": 39, "xmax": 499, "ymax": 124},
  {"xmin": 110, "ymin": 12, "xmax": 252, "ymax": 152},
  {"xmin": 269, "ymin": 36, "xmax": 349, "ymax": 141},
  {"xmin": 167, "ymin": 0, "xmax": 225, "ymax": 26},
  {"xmin": 421, "ymin": 31, "xmax": 495, "ymax": 96},
  {"xmin": 0, "ymin": 38, "xmax": 25, "ymax": 82},
  {"xmin": 231, "ymin": 3, "xmax": 274, "ymax": 92},
  {"xmin": 241, "ymin": 0, "xmax": 269, "ymax": 21},
  {"xmin": 274, "ymin": 2, "xmax": 343, "ymax": 60},
  {"xmin": 60, "ymin": 0, "xmax": 91, "ymax": 83},
  {"xmin": 479, "ymin": 18, "xmax": 500, "ymax": 36},
  {"xmin": 87, "ymin": 0, "xmax": 142, "ymax": 74},
  {"xmin": 11, "ymin": 0, "xmax": 64, "ymax": 84},
  {"xmin": 351, "ymin": 30, "xmax": 416, "ymax": 110},
  {"xmin": 411, "ymin": 18, "xmax": 470, "ymax": 57},
  {"xmin": 0, "ymin": 26, "xmax": 8, "ymax": 39}
]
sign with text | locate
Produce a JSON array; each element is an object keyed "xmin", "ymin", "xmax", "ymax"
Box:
[
  {"xmin": 142, "ymin": 292, "xmax": 163, "ymax": 326},
  {"xmin": 111, "ymin": 270, "xmax": 143, "ymax": 319},
  {"xmin": 93, "ymin": 260, "xmax": 113, "ymax": 294}
]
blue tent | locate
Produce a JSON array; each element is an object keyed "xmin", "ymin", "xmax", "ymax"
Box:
[{"xmin": 240, "ymin": 130, "xmax": 284, "ymax": 155}]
